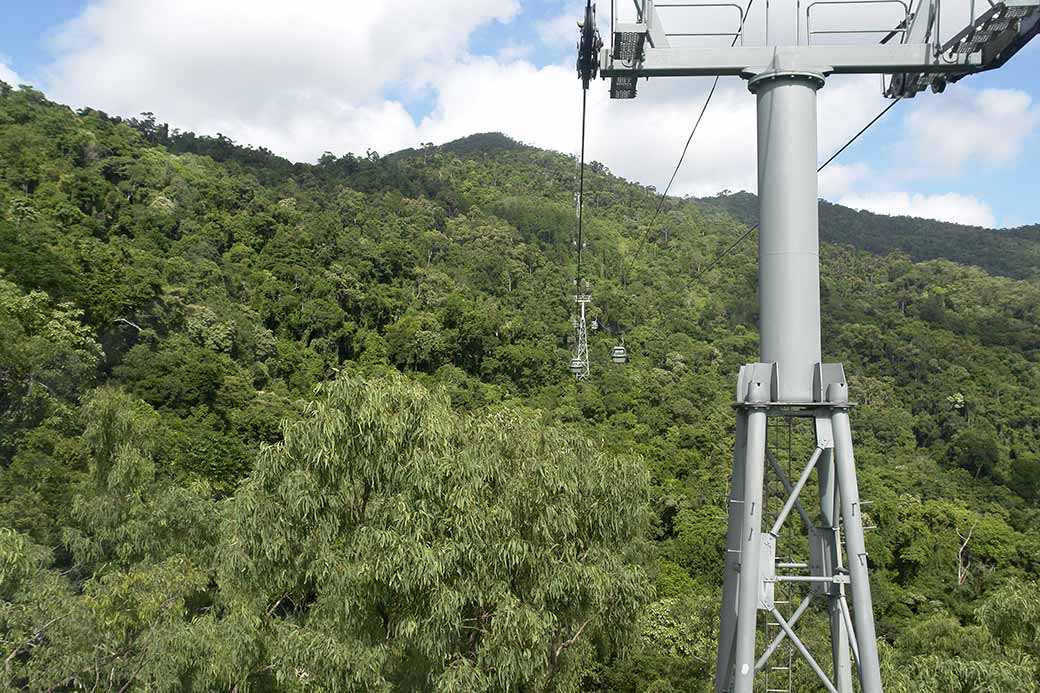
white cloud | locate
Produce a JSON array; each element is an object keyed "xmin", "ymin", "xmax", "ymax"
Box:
[
  {"xmin": 579, "ymin": 71, "xmax": 885, "ymax": 198},
  {"xmin": 817, "ymin": 75, "xmax": 890, "ymax": 154},
  {"xmin": 598, "ymin": 78, "xmax": 758, "ymax": 196},
  {"xmin": 422, "ymin": 60, "xmax": 761, "ymax": 196},
  {"xmin": 0, "ymin": 58, "xmax": 21, "ymax": 86},
  {"xmin": 213, "ymin": 99, "xmax": 420, "ymax": 163},
  {"xmin": 497, "ymin": 40, "xmax": 535, "ymax": 62},
  {"xmin": 837, "ymin": 191, "xmax": 996, "ymax": 227},
  {"xmin": 43, "ymin": 0, "xmax": 520, "ymax": 160},
  {"xmin": 819, "ymin": 162, "xmax": 870, "ymax": 199},
  {"xmin": 536, "ymin": 12, "xmax": 577, "ymax": 48},
  {"xmin": 898, "ymin": 86, "xmax": 1040, "ymax": 176},
  {"xmin": 418, "ymin": 58, "xmax": 575, "ymax": 150}
]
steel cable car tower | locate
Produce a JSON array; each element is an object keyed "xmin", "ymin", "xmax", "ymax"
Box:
[{"xmin": 576, "ymin": 0, "xmax": 1039, "ymax": 690}]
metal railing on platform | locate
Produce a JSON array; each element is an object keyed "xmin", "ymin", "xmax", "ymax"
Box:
[{"xmin": 805, "ymin": 0, "xmax": 910, "ymax": 44}]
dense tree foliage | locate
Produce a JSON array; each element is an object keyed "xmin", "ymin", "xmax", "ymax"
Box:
[
  {"xmin": 702, "ymin": 191, "xmax": 1040, "ymax": 280},
  {"xmin": 2, "ymin": 83, "xmax": 1040, "ymax": 690}
]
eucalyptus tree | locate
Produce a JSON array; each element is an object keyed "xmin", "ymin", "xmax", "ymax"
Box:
[
  {"xmin": 218, "ymin": 375, "xmax": 653, "ymax": 691},
  {"xmin": 2, "ymin": 388, "xmax": 218, "ymax": 692}
]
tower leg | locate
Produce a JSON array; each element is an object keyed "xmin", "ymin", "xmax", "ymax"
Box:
[
  {"xmin": 732, "ymin": 403, "xmax": 768, "ymax": 693},
  {"xmin": 830, "ymin": 394, "xmax": 883, "ymax": 693},
  {"xmin": 715, "ymin": 411, "xmax": 748, "ymax": 693},
  {"xmin": 714, "ymin": 374, "xmax": 881, "ymax": 692},
  {"xmin": 818, "ymin": 449, "xmax": 854, "ymax": 693}
]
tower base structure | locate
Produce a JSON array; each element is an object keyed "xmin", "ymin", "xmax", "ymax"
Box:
[{"xmin": 714, "ymin": 363, "xmax": 881, "ymax": 693}]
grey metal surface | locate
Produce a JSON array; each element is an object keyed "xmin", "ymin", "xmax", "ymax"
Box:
[
  {"xmin": 813, "ymin": 363, "xmax": 848, "ymax": 405},
  {"xmin": 751, "ymin": 73, "xmax": 823, "ymax": 402},
  {"xmin": 760, "ymin": 533, "xmax": 777, "ymax": 610},
  {"xmin": 771, "ymin": 608, "xmax": 839, "ymax": 693},
  {"xmin": 733, "ymin": 381, "xmax": 769, "ymax": 693},
  {"xmin": 818, "ymin": 450, "xmax": 854, "ymax": 693},
  {"xmin": 599, "ymin": 42, "xmax": 982, "ymax": 76},
  {"xmin": 807, "ymin": 526, "xmax": 835, "ymax": 597},
  {"xmin": 829, "ymin": 383, "xmax": 882, "ymax": 693},
  {"xmin": 755, "ymin": 595, "xmax": 812, "ymax": 674},
  {"xmin": 766, "ymin": 450, "xmax": 815, "ymax": 531},
  {"xmin": 610, "ymin": 73, "xmax": 639, "ymax": 98},
  {"xmin": 805, "ymin": 0, "xmax": 911, "ymax": 44},
  {"xmin": 715, "ymin": 410, "xmax": 749, "ymax": 693},
  {"xmin": 571, "ymin": 294, "xmax": 591, "ymax": 380},
  {"xmin": 643, "ymin": 0, "xmax": 673, "ymax": 47},
  {"xmin": 886, "ymin": 0, "xmax": 1040, "ymax": 97},
  {"xmin": 839, "ymin": 595, "xmax": 862, "ymax": 668},
  {"xmin": 770, "ymin": 447, "xmax": 823, "ymax": 535},
  {"xmin": 605, "ymin": 0, "xmax": 1039, "ymax": 98},
  {"xmin": 736, "ymin": 362, "xmax": 779, "ymax": 403},
  {"xmin": 713, "ymin": 73, "xmax": 881, "ymax": 687},
  {"xmin": 657, "ymin": 2, "xmax": 747, "ymax": 44},
  {"xmin": 613, "ymin": 27, "xmax": 646, "ymax": 61},
  {"xmin": 722, "ymin": 384, "xmax": 874, "ymax": 691},
  {"xmin": 609, "ymin": 29, "xmax": 645, "ymax": 98},
  {"xmin": 589, "ymin": 1, "xmax": 1039, "ymax": 687}
]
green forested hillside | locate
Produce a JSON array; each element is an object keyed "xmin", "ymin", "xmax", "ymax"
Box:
[
  {"xmin": 2, "ymin": 83, "xmax": 1040, "ymax": 691},
  {"xmin": 701, "ymin": 190, "xmax": 1040, "ymax": 280}
]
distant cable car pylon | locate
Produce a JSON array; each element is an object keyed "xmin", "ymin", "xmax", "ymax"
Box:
[{"xmin": 570, "ymin": 288, "xmax": 592, "ymax": 379}]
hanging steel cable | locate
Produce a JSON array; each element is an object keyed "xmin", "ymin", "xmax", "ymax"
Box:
[
  {"xmin": 574, "ymin": 0, "xmax": 601, "ymax": 294},
  {"xmin": 569, "ymin": 0, "xmax": 603, "ymax": 380},
  {"xmin": 632, "ymin": 0, "xmax": 757, "ymax": 259},
  {"xmin": 577, "ymin": 87, "xmax": 589, "ymax": 292}
]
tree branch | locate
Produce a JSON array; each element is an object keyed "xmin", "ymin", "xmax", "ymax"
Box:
[
  {"xmin": 113, "ymin": 317, "xmax": 142, "ymax": 332},
  {"xmin": 957, "ymin": 523, "xmax": 976, "ymax": 586},
  {"xmin": 114, "ymin": 593, "xmax": 180, "ymax": 693},
  {"xmin": 553, "ymin": 618, "xmax": 592, "ymax": 661},
  {"xmin": 545, "ymin": 617, "xmax": 593, "ymax": 687},
  {"xmin": 4, "ymin": 614, "xmax": 66, "ymax": 676}
]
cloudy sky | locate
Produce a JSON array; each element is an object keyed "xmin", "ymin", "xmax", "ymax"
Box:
[{"xmin": 2, "ymin": 0, "xmax": 1038, "ymax": 227}]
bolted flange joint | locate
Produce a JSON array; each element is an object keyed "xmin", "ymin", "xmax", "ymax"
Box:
[{"xmin": 746, "ymin": 69, "xmax": 827, "ymax": 94}]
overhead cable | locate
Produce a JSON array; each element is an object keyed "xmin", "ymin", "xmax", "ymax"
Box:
[
  {"xmin": 576, "ymin": 87, "xmax": 589, "ymax": 292},
  {"xmin": 633, "ymin": 0, "xmax": 756, "ymax": 255}
]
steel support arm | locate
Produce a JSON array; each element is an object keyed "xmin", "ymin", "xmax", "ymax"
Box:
[
  {"xmin": 644, "ymin": 0, "xmax": 671, "ymax": 47},
  {"xmin": 600, "ymin": 43, "xmax": 982, "ymax": 76}
]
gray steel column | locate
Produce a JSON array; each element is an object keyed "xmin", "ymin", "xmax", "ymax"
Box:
[
  {"xmin": 818, "ymin": 449, "xmax": 854, "ymax": 693},
  {"xmin": 829, "ymin": 384, "xmax": 883, "ymax": 693},
  {"xmin": 715, "ymin": 411, "xmax": 749, "ymax": 693},
  {"xmin": 749, "ymin": 70, "xmax": 825, "ymax": 402},
  {"xmin": 733, "ymin": 381, "xmax": 770, "ymax": 693}
]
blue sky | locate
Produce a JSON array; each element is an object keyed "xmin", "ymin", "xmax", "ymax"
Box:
[{"xmin": 2, "ymin": 0, "xmax": 1037, "ymax": 227}]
